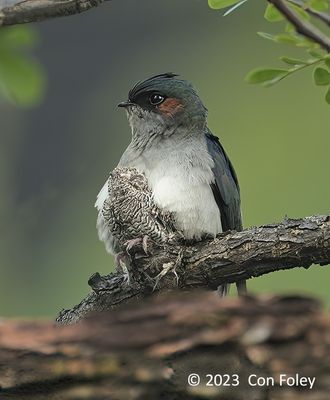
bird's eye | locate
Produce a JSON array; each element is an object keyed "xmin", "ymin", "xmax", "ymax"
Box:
[{"xmin": 149, "ymin": 93, "xmax": 165, "ymax": 106}]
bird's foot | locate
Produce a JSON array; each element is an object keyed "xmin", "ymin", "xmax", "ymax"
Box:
[
  {"xmin": 115, "ymin": 252, "xmax": 132, "ymax": 285},
  {"xmin": 152, "ymin": 262, "xmax": 179, "ymax": 291},
  {"xmin": 115, "ymin": 236, "xmax": 151, "ymax": 286},
  {"xmin": 153, "ymin": 250, "xmax": 183, "ymax": 291},
  {"xmin": 152, "ymin": 250, "xmax": 183, "ymax": 291},
  {"xmin": 115, "ymin": 252, "xmax": 127, "ymax": 270},
  {"xmin": 124, "ymin": 235, "xmax": 150, "ymax": 256}
]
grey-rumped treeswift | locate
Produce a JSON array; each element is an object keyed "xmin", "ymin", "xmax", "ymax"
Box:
[{"xmin": 95, "ymin": 73, "xmax": 246, "ymax": 295}]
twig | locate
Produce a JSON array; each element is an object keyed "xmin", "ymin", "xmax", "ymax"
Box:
[
  {"xmin": 268, "ymin": 0, "xmax": 330, "ymax": 52},
  {"xmin": 56, "ymin": 215, "xmax": 330, "ymax": 324},
  {"xmin": 288, "ymin": 0, "xmax": 330, "ymax": 27},
  {"xmin": 0, "ymin": 0, "xmax": 111, "ymax": 26}
]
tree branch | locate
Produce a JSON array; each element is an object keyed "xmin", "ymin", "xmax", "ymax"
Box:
[
  {"xmin": 268, "ymin": 0, "xmax": 330, "ymax": 52},
  {"xmin": 57, "ymin": 214, "xmax": 330, "ymax": 325},
  {"xmin": 0, "ymin": 0, "xmax": 110, "ymax": 26},
  {"xmin": 1, "ymin": 292, "xmax": 329, "ymax": 400}
]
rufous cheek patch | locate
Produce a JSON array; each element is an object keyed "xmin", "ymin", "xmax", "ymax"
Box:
[{"xmin": 158, "ymin": 98, "xmax": 184, "ymax": 117}]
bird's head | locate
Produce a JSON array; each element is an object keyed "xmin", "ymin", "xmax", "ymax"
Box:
[{"xmin": 118, "ymin": 73, "xmax": 207, "ymax": 140}]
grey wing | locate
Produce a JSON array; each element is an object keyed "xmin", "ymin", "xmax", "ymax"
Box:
[
  {"xmin": 206, "ymin": 131, "xmax": 245, "ymax": 296},
  {"xmin": 205, "ymin": 131, "xmax": 242, "ymax": 232}
]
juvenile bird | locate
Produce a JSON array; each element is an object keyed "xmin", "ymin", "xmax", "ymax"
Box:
[{"xmin": 95, "ymin": 73, "xmax": 246, "ymax": 295}]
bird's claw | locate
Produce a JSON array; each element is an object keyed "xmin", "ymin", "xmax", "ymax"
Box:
[
  {"xmin": 152, "ymin": 262, "xmax": 179, "ymax": 291},
  {"xmin": 124, "ymin": 235, "xmax": 150, "ymax": 255},
  {"xmin": 115, "ymin": 252, "xmax": 131, "ymax": 285},
  {"xmin": 115, "ymin": 236, "xmax": 151, "ymax": 286}
]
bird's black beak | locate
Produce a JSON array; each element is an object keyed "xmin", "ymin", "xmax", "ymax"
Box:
[{"xmin": 118, "ymin": 100, "xmax": 134, "ymax": 108}]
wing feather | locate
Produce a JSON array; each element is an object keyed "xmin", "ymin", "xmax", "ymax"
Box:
[{"xmin": 205, "ymin": 131, "xmax": 242, "ymax": 232}]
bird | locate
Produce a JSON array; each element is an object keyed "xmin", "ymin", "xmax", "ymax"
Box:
[{"xmin": 95, "ymin": 73, "xmax": 246, "ymax": 295}]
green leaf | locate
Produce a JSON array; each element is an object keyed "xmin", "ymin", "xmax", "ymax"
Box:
[
  {"xmin": 280, "ymin": 56, "xmax": 307, "ymax": 66},
  {"xmin": 325, "ymin": 58, "xmax": 330, "ymax": 69},
  {"xmin": 0, "ymin": 26, "xmax": 45, "ymax": 107},
  {"xmin": 285, "ymin": 23, "xmax": 295, "ymax": 34},
  {"xmin": 325, "ymin": 87, "xmax": 330, "ymax": 104},
  {"xmin": 208, "ymin": 0, "xmax": 240, "ymax": 9},
  {"xmin": 257, "ymin": 32, "xmax": 305, "ymax": 46},
  {"xmin": 289, "ymin": 3, "xmax": 310, "ymax": 20},
  {"xmin": 296, "ymin": 37, "xmax": 319, "ymax": 49},
  {"xmin": 245, "ymin": 68, "xmax": 289, "ymax": 86},
  {"xmin": 0, "ymin": 26, "xmax": 38, "ymax": 49},
  {"xmin": 264, "ymin": 4, "xmax": 284, "ymax": 22},
  {"xmin": 0, "ymin": 51, "xmax": 45, "ymax": 106},
  {"xmin": 310, "ymin": 0, "xmax": 328, "ymax": 11},
  {"xmin": 223, "ymin": 0, "xmax": 248, "ymax": 16},
  {"xmin": 257, "ymin": 32, "xmax": 278, "ymax": 41},
  {"xmin": 313, "ymin": 67, "xmax": 330, "ymax": 85},
  {"xmin": 275, "ymin": 33, "xmax": 302, "ymax": 45},
  {"xmin": 308, "ymin": 49, "xmax": 326, "ymax": 58}
]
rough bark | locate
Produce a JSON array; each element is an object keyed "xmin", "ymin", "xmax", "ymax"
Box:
[
  {"xmin": 0, "ymin": 0, "xmax": 110, "ymax": 26},
  {"xmin": 56, "ymin": 215, "xmax": 330, "ymax": 325},
  {"xmin": 1, "ymin": 292, "xmax": 329, "ymax": 400}
]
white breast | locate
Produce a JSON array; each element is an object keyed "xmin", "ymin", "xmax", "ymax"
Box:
[
  {"xmin": 132, "ymin": 135, "xmax": 222, "ymax": 239},
  {"xmin": 151, "ymin": 172, "xmax": 221, "ymax": 239},
  {"xmin": 99, "ymin": 133, "xmax": 222, "ymax": 241},
  {"xmin": 147, "ymin": 158, "xmax": 222, "ymax": 239}
]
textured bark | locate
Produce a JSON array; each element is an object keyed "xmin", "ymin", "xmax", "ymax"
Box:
[
  {"xmin": 1, "ymin": 293, "xmax": 330, "ymax": 400},
  {"xmin": 0, "ymin": 0, "xmax": 110, "ymax": 26},
  {"xmin": 57, "ymin": 215, "xmax": 330, "ymax": 324}
]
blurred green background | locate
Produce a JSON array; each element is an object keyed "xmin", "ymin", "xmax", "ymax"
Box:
[{"xmin": 0, "ymin": 0, "xmax": 329, "ymax": 317}]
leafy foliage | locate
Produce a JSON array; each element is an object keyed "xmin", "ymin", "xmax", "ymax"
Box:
[
  {"xmin": 208, "ymin": 0, "xmax": 242, "ymax": 9},
  {"xmin": 264, "ymin": 4, "xmax": 284, "ymax": 22},
  {"xmin": 208, "ymin": 0, "xmax": 248, "ymax": 15},
  {"xmin": 245, "ymin": 68, "xmax": 289, "ymax": 86},
  {"xmin": 313, "ymin": 67, "xmax": 330, "ymax": 85},
  {"xmin": 0, "ymin": 26, "xmax": 45, "ymax": 107},
  {"xmin": 309, "ymin": 0, "xmax": 329, "ymax": 11},
  {"xmin": 208, "ymin": 0, "xmax": 330, "ymax": 105},
  {"xmin": 326, "ymin": 86, "xmax": 330, "ymax": 103}
]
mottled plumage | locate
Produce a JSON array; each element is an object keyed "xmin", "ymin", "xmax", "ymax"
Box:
[{"xmin": 100, "ymin": 167, "xmax": 179, "ymax": 253}]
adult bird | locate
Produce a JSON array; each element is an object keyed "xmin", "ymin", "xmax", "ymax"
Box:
[{"xmin": 95, "ymin": 73, "xmax": 246, "ymax": 295}]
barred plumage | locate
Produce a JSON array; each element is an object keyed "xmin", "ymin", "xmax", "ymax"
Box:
[{"xmin": 100, "ymin": 167, "xmax": 180, "ymax": 253}]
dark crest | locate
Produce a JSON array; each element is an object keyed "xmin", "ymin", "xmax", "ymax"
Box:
[{"xmin": 128, "ymin": 73, "xmax": 179, "ymax": 101}]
